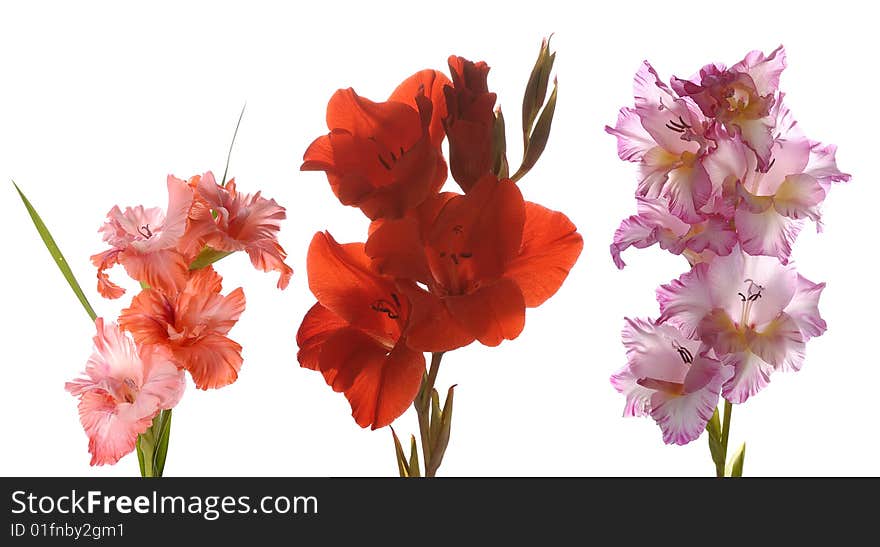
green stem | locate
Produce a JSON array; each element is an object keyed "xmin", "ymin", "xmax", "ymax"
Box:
[
  {"xmin": 721, "ymin": 400, "xmax": 733, "ymax": 458},
  {"xmin": 715, "ymin": 401, "xmax": 733, "ymax": 478},
  {"xmin": 415, "ymin": 352, "xmax": 443, "ymax": 476}
]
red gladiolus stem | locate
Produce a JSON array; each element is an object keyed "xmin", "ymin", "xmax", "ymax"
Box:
[{"xmin": 415, "ymin": 352, "xmax": 444, "ymax": 477}]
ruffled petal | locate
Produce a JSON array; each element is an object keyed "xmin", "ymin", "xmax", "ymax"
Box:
[
  {"xmin": 721, "ymin": 351, "xmax": 774, "ymax": 404},
  {"xmin": 174, "ymin": 333, "xmax": 243, "ymax": 390},
  {"xmin": 91, "ymin": 249, "xmax": 126, "ymax": 299},
  {"xmin": 731, "ymin": 45, "xmax": 786, "ymax": 97},
  {"xmin": 76, "ymin": 391, "xmax": 154, "ymax": 466},
  {"xmin": 296, "ymin": 303, "xmax": 351, "ymax": 373},
  {"xmin": 605, "ymin": 107, "xmax": 656, "ymax": 162},
  {"xmin": 245, "ymin": 239, "xmax": 293, "ymax": 290},
  {"xmin": 651, "ymin": 356, "xmax": 731, "ymax": 445},
  {"xmin": 735, "ymin": 207, "xmax": 803, "ymax": 263},
  {"xmin": 610, "ymin": 366, "xmax": 654, "ymax": 418},
  {"xmin": 119, "ymin": 248, "xmax": 189, "ymax": 295},
  {"xmin": 785, "ymin": 275, "xmax": 826, "ymax": 340},
  {"xmin": 750, "ymin": 313, "xmax": 805, "ymax": 371}
]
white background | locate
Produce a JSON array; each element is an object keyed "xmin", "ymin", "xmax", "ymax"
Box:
[{"xmin": 0, "ymin": 0, "xmax": 875, "ymax": 477}]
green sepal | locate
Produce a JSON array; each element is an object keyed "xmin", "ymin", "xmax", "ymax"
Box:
[
  {"xmin": 391, "ymin": 427, "xmax": 410, "ymax": 477},
  {"xmin": 521, "ymin": 35, "xmax": 556, "ymax": 151},
  {"xmin": 727, "ymin": 442, "xmax": 746, "ymax": 478}
]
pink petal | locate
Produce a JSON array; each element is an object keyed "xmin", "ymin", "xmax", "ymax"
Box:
[
  {"xmin": 605, "ymin": 107, "xmax": 655, "ymax": 162},
  {"xmin": 786, "ymin": 274, "xmax": 827, "ymax": 340},
  {"xmin": 749, "ymin": 313, "xmax": 805, "ymax": 370},
  {"xmin": 772, "ymin": 174, "xmax": 825, "ymax": 222},
  {"xmin": 610, "ymin": 366, "xmax": 654, "ymax": 418},
  {"xmin": 735, "ymin": 207, "xmax": 803, "ymax": 263},
  {"xmin": 651, "ymin": 356, "xmax": 731, "ymax": 445},
  {"xmin": 732, "ymin": 45, "xmax": 787, "ymax": 97},
  {"xmin": 721, "ymin": 351, "xmax": 774, "ymax": 404},
  {"xmin": 246, "ymin": 239, "xmax": 294, "ymax": 290},
  {"xmin": 633, "ymin": 62, "xmax": 702, "ymax": 155}
]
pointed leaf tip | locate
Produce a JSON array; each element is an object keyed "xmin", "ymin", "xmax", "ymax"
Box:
[{"xmin": 12, "ymin": 181, "xmax": 97, "ymax": 321}]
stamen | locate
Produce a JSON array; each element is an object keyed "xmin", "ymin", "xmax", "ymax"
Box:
[
  {"xmin": 137, "ymin": 224, "xmax": 153, "ymax": 238},
  {"xmin": 459, "ymin": 252, "xmax": 472, "ymax": 259},
  {"xmin": 671, "ymin": 340, "xmax": 693, "ymax": 364},
  {"xmin": 378, "ymin": 155, "xmax": 391, "ymax": 170},
  {"xmin": 389, "ymin": 150, "xmax": 397, "ymax": 162},
  {"xmin": 370, "ymin": 299, "xmax": 399, "ymax": 320},
  {"xmin": 391, "ymin": 293, "xmax": 400, "ymax": 307},
  {"xmin": 453, "ymin": 225, "xmax": 464, "ymax": 235}
]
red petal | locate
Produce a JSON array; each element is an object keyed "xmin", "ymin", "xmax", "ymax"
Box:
[
  {"xmin": 296, "ymin": 303, "xmax": 350, "ymax": 373},
  {"xmin": 389, "ymin": 69, "xmax": 452, "ymax": 148},
  {"xmin": 326, "ymin": 88, "xmax": 422, "ymax": 152},
  {"xmin": 306, "ymin": 232, "xmax": 403, "ymax": 345},
  {"xmin": 397, "ymin": 281, "xmax": 474, "ymax": 352},
  {"xmin": 317, "ymin": 327, "xmax": 425, "ymax": 429},
  {"xmin": 428, "ymin": 175, "xmax": 525, "ymax": 282},
  {"xmin": 365, "ymin": 216, "xmax": 431, "ymax": 282},
  {"xmin": 444, "ymin": 278, "xmax": 526, "ymax": 347},
  {"xmin": 506, "ymin": 202, "xmax": 583, "ymax": 307}
]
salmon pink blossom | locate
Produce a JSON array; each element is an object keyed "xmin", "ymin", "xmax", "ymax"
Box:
[
  {"xmin": 188, "ymin": 171, "xmax": 293, "ymax": 289},
  {"xmin": 65, "ymin": 319, "xmax": 185, "ymax": 466},
  {"xmin": 91, "ymin": 175, "xmax": 196, "ymax": 298},
  {"xmin": 118, "ymin": 266, "xmax": 246, "ymax": 390}
]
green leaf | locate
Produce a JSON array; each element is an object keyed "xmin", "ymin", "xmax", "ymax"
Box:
[
  {"xmin": 407, "ymin": 435, "xmax": 421, "ymax": 478},
  {"xmin": 136, "ymin": 437, "xmax": 146, "ymax": 477},
  {"xmin": 511, "ymin": 78, "xmax": 558, "ymax": 182},
  {"xmin": 13, "ymin": 182, "xmax": 97, "ymax": 321},
  {"xmin": 188, "ymin": 247, "xmax": 233, "ymax": 271},
  {"xmin": 391, "ymin": 427, "xmax": 410, "ymax": 477},
  {"xmin": 727, "ymin": 442, "xmax": 746, "ymax": 478}
]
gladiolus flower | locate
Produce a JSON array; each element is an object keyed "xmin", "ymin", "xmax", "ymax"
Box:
[
  {"xmin": 606, "ymin": 62, "xmax": 716, "ymax": 223},
  {"xmin": 118, "ymin": 266, "xmax": 246, "ymax": 390},
  {"xmin": 366, "ymin": 174, "xmax": 582, "ymax": 351},
  {"xmin": 611, "ymin": 196, "xmax": 737, "ymax": 269},
  {"xmin": 656, "ymin": 247, "xmax": 825, "ymax": 403},
  {"xmin": 91, "ymin": 175, "xmax": 196, "ymax": 298},
  {"xmin": 301, "ymin": 70, "xmax": 452, "ymax": 220},
  {"xmin": 443, "ymin": 55, "xmax": 498, "ymax": 192},
  {"xmin": 611, "ymin": 318, "xmax": 732, "ymax": 445},
  {"xmin": 672, "ymin": 46, "xmax": 786, "ymax": 171},
  {"xmin": 65, "ymin": 318, "xmax": 185, "ymax": 466},
  {"xmin": 703, "ymin": 101, "xmax": 850, "ymax": 262},
  {"xmin": 187, "ymin": 171, "xmax": 293, "ymax": 289},
  {"xmin": 296, "ymin": 231, "xmax": 425, "ymax": 429}
]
